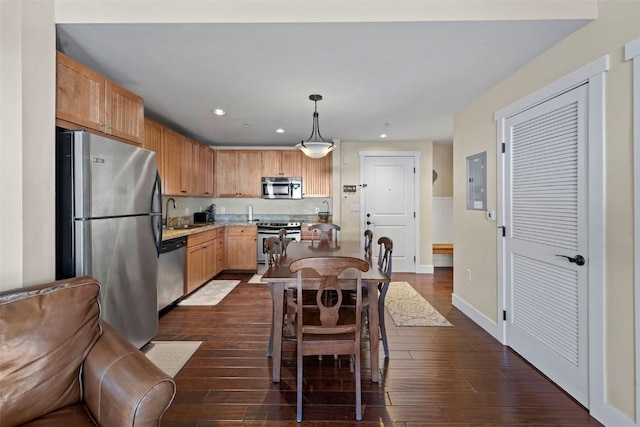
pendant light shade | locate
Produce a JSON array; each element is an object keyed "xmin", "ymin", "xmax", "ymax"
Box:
[{"xmin": 296, "ymin": 94, "xmax": 335, "ymax": 159}]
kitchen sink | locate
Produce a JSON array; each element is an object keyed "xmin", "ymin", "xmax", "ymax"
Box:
[{"xmin": 164, "ymin": 224, "xmax": 208, "ymax": 230}]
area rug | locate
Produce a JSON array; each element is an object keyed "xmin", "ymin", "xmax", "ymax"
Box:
[
  {"xmin": 144, "ymin": 341, "xmax": 202, "ymax": 377},
  {"xmin": 248, "ymin": 274, "xmax": 267, "ymax": 284},
  {"xmin": 178, "ymin": 280, "xmax": 240, "ymax": 306},
  {"xmin": 384, "ymin": 281, "xmax": 452, "ymax": 327}
]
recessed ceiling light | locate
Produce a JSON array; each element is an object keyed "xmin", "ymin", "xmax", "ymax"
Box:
[
  {"xmin": 212, "ymin": 109, "xmax": 226, "ymax": 116},
  {"xmin": 380, "ymin": 134, "xmax": 388, "ymax": 139},
  {"xmin": 275, "ymin": 128, "xmax": 285, "ymax": 134}
]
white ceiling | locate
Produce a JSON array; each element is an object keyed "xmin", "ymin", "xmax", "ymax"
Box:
[{"xmin": 56, "ymin": 19, "xmax": 589, "ymax": 147}]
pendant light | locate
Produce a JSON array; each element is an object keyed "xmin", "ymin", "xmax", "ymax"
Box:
[{"xmin": 296, "ymin": 94, "xmax": 335, "ymax": 159}]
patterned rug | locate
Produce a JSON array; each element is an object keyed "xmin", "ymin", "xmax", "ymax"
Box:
[
  {"xmin": 385, "ymin": 281, "xmax": 452, "ymax": 327},
  {"xmin": 178, "ymin": 280, "xmax": 240, "ymax": 306},
  {"xmin": 144, "ymin": 341, "xmax": 202, "ymax": 377}
]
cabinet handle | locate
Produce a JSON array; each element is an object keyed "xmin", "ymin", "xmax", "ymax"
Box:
[
  {"xmin": 105, "ymin": 124, "xmax": 111, "ymax": 129},
  {"xmin": 99, "ymin": 122, "xmax": 105, "ymax": 127}
]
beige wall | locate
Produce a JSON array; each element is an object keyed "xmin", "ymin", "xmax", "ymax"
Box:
[
  {"xmin": 339, "ymin": 141, "xmax": 433, "ymax": 268},
  {"xmin": 433, "ymin": 145, "xmax": 453, "ymax": 197},
  {"xmin": 453, "ymin": 0, "xmax": 640, "ymax": 419},
  {"xmin": 0, "ymin": 0, "xmax": 56, "ymax": 291}
]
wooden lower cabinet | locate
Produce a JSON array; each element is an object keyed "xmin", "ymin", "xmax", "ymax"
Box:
[
  {"xmin": 225, "ymin": 226, "xmax": 257, "ymax": 270},
  {"xmin": 185, "ymin": 228, "xmax": 225, "ymax": 295}
]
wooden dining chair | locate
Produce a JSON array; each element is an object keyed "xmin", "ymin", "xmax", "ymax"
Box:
[
  {"xmin": 308, "ymin": 223, "xmax": 340, "ymax": 242},
  {"xmin": 364, "ymin": 230, "xmax": 373, "ymax": 257},
  {"xmin": 377, "ymin": 237, "xmax": 393, "ymax": 358},
  {"xmin": 263, "ymin": 236, "xmax": 283, "ymax": 267},
  {"xmin": 264, "ymin": 236, "xmax": 297, "ymax": 337},
  {"xmin": 289, "ymin": 256, "xmax": 370, "ymax": 422}
]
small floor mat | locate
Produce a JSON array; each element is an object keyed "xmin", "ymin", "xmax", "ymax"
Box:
[
  {"xmin": 385, "ymin": 281, "xmax": 452, "ymax": 327},
  {"xmin": 144, "ymin": 341, "xmax": 202, "ymax": 377},
  {"xmin": 178, "ymin": 280, "xmax": 240, "ymax": 306}
]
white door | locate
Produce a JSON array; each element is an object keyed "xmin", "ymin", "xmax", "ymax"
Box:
[
  {"xmin": 363, "ymin": 156, "xmax": 416, "ymax": 272},
  {"xmin": 504, "ymin": 84, "xmax": 589, "ymax": 406}
]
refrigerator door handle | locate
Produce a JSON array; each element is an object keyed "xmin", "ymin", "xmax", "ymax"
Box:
[{"xmin": 151, "ymin": 172, "xmax": 163, "ymax": 255}]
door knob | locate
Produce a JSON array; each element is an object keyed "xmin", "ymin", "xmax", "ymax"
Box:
[{"xmin": 556, "ymin": 254, "xmax": 586, "ymax": 266}]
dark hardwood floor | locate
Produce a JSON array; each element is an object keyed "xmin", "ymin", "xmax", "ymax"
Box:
[{"xmin": 156, "ymin": 268, "xmax": 602, "ymax": 426}]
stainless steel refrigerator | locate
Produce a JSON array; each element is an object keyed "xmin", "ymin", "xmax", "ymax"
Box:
[{"xmin": 56, "ymin": 129, "xmax": 162, "ymax": 349}]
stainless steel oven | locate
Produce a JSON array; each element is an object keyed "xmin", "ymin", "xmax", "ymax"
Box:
[{"xmin": 257, "ymin": 222, "xmax": 302, "ymax": 264}]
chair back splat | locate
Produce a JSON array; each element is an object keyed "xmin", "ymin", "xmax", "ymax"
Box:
[
  {"xmin": 364, "ymin": 230, "xmax": 373, "ymax": 257},
  {"xmin": 308, "ymin": 223, "xmax": 340, "ymax": 242},
  {"xmin": 263, "ymin": 236, "xmax": 283, "ymax": 267},
  {"xmin": 289, "ymin": 256, "xmax": 369, "ymax": 422},
  {"xmin": 376, "ymin": 236, "xmax": 393, "ymax": 358}
]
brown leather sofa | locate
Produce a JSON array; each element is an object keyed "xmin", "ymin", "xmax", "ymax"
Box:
[{"xmin": 0, "ymin": 275, "xmax": 176, "ymax": 426}]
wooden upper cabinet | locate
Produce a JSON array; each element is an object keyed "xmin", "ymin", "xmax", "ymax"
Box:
[
  {"xmin": 301, "ymin": 152, "xmax": 333, "ymax": 197},
  {"xmin": 56, "ymin": 51, "xmax": 144, "ymax": 146},
  {"xmin": 215, "ymin": 150, "xmax": 261, "ymax": 197},
  {"xmin": 180, "ymin": 137, "xmax": 198, "ymax": 195},
  {"xmin": 203, "ymin": 146, "xmax": 215, "ymax": 196},
  {"xmin": 237, "ymin": 151, "xmax": 262, "ymax": 197},
  {"xmin": 104, "ymin": 81, "xmax": 144, "ymax": 144},
  {"xmin": 215, "ymin": 150, "xmax": 238, "ymax": 197},
  {"xmin": 162, "ymin": 127, "xmax": 183, "ymax": 195},
  {"xmin": 261, "ymin": 150, "xmax": 302, "ymax": 177},
  {"xmin": 195, "ymin": 143, "xmax": 215, "ymax": 196},
  {"xmin": 143, "ymin": 118, "xmax": 164, "ymax": 180}
]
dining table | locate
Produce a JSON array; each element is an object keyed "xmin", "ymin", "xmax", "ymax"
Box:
[{"xmin": 261, "ymin": 239, "xmax": 389, "ymax": 383}]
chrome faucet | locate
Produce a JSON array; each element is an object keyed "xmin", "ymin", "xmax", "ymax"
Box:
[{"xmin": 165, "ymin": 197, "xmax": 177, "ymax": 226}]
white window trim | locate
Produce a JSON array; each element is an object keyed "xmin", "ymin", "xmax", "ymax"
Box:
[
  {"xmin": 625, "ymin": 36, "xmax": 640, "ymax": 427},
  {"xmin": 495, "ymin": 55, "xmax": 609, "ymax": 423}
]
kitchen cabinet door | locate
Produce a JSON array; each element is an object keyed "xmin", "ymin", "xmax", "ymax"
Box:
[
  {"xmin": 104, "ymin": 80, "xmax": 144, "ymax": 145},
  {"xmin": 56, "ymin": 51, "xmax": 144, "ymax": 146},
  {"xmin": 280, "ymin": 150, "xmax": 302, "ymax": 177},
  {"xmin": 215, "ymin": 150, "xmax": 261, "ymax": 197},
  {"xmin": 196, "ymin": 144, "xmax": 215, "ymax": 196},
  {"xmin": 143, "ymin": 119, "xmax": 164, "ymax": 176},
  {"xmin": 215, "ymin": 150, "xmax": 237, "ymax": 197},
  {"xmin": 301, "ymin": 152, "xmax": 333, "ymax": 197},
  {"xmin": 225, "ymin": 227, "xmax": 257, "ymax": 270},
  {"xmin": 236, "ymin": 151, "xmax": 262, "ymax": 197},
  {"xmin": 186, "ymin": 244, "xmax": 205, "ymax": 295},
  {"xmin": 162, "ymin": 128, "xmax": 183, "ymax": 195},
  {"xmin": 56, "ymin": 51, "xmax": 105, "ymax": 134},
  {"xmin": 203, "ymin": 241, "xmax": 217, "ymax": 280},
  {"xmin": 261, "ymin": 151, "xmax": 281, "ymax": 177},
  {"xmin": 262, "ymin": 150, "xmax": 302, "ymax": 177},
  {"xmin": 180, "ymin": 137, "xmax": 198, "ymax": 194},
  {"xmin": 214, "ymin": 233, "xmax": 224, "ymax": 276}
]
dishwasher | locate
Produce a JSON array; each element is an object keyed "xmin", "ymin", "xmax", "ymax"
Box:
[{"xmin": 157, "ymin": 237, "xmax": 186, "ymax": 311}]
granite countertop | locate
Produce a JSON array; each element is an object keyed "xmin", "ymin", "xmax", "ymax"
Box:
[{"xmin": 162, "ymin": 222, "xmax": 257, "ymax": 241}]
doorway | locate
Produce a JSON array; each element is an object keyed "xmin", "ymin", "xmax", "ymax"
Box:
[
  {"xmin": 496, "ymin": 56, "xmax": 607, "ymax": 410},
  {"xmin": 360, "ymin": 153, "xmax": 419, "ymax": 272}
]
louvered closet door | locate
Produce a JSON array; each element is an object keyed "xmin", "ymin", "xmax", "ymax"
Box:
[{"xmin": 504, "ymin": 84, "xmax": 589, "ymax": 406}]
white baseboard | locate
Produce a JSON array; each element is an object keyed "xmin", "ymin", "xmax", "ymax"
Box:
[
  {"xmin": 451, "ymin": 292, "xmax": 503, "ymax": 343},
  {"xmin": 417, "ymin": 264, "xmax": 434, "ymax": 274},
  {"xmin": 433, "ymin": 254, "xmax": 453, "ymax": 267}
]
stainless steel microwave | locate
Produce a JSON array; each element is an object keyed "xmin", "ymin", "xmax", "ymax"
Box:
[{"xmin": 261, "ymin": 177, "xmax": 302, "ymax": 199}]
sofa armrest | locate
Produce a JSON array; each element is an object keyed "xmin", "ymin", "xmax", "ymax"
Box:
[{"xmin": 82, "ymin": 323, "xmax": 176, "ymax": 427}]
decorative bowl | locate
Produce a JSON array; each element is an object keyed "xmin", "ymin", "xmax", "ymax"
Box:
[{"xmin": 318, "ymin": 211, "xmax": 331, "ymax": 222}]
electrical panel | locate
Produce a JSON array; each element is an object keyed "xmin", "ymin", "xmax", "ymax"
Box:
[{"xmin": 466, "ymin": 151, "xmax": 487, "ymax": 210}]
